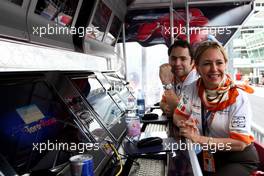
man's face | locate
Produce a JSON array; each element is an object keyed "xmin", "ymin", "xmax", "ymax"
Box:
[{"xmin": 169, "ymin": 47, "xmax": 194, "ymax": 78}]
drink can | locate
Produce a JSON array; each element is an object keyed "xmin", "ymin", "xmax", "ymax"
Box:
[{"xmin": 69, "ymin": 154, "xmax": 94, "ymax": 176}]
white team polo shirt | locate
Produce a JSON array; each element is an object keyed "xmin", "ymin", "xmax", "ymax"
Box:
[
  {"xmin": 174, "ymin": 69, "xmax": 199, "ymax": 96},
  {"xmin": 175, "ymin": 80, "xmax": 254, "ymax": 144}
]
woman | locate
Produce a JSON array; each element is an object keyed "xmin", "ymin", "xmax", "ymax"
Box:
[{"xmin": 173, "ymin": 41, "xmax": 259, "ymax": 175}]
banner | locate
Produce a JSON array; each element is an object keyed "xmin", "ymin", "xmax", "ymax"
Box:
[{"xmin": 123, "ymin": 3, "xmax": 253, "ymax": 47}]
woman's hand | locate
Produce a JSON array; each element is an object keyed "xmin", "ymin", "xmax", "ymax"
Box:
[{"xmin": 178, "ymin": 119, "xmax": 200, "ymax": 142}]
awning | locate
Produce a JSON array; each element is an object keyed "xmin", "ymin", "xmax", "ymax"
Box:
[{"xmin": 122, "ymin": 0, "xmax": 254, "ymax": 47}]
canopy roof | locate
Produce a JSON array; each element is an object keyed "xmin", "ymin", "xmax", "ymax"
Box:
[{"xmin": 122, "ymin": 0, "xmax": 254, "ymax": 47}]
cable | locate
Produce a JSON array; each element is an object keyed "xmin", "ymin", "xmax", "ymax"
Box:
[
  {"xmin": 119, "ymin": 139, "xmax": 141, "ymax": 166},
  {"xmin": 105, "ymin": 140, "xmax": 140, "ymax": 175},
  {"xmin": 112, "ymin": 148, "xmax": 140, "ymax": 169},
  {"xmin": 106, "ymin": 141, "xmax": 123, "ymax": 176},
  {"xmin": 111, "ymin": 144, "xmax": 123, "ymax": 176}
]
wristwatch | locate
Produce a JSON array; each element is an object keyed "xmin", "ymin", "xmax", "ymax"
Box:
[{"xmin": 163, "ymin": 83, "xmax": 173, "ymax": 90}]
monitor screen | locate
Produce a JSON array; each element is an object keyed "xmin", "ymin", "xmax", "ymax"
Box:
[
  {"xmin": 0, "ymin": 79, "xmax": 105, "ymax": 175},
  {"xmin": 102, "ymin": 72, "xmax": 132, "ymax": 106},
  {"xmin": 34, "ymin": 0, "xmax": 79, "ymax": 26},
  {"xmin": 111, "ymin": 93, "xmax": 127, "ymax": 112},
  {"xmin": 95, "ymin": 72, "xmax": 127, "ymax": 111},
  {"xmin": 71, "ymin": 76, "xmax": 123, "ymax": 128},
  {"xmin": 105, "ymin": 15, "xmax": 122, "ymax": 46},
  {"xmin": 86, "ymin": 0, "xmax": 112, "ymax": 41}
]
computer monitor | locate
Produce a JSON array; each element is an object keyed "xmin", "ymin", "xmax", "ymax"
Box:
[
  {"xmin": 95, "ymin": 72, "xmax": 128, "ymax": 111},
  {"xmin": 102, "ymin": 72, "xmax": 133, "ymax": 105},
  {"xmin": 0, "ymin": 75, "xmax": 107, "ymax": 175},
  {"xmin": 104, "ymin": 15, "xmax": 122, "ymax": 46},
  {"xmin": 71, "ymin": 74, "xmax": 127, "ymax": 142},
  {"xmin": 86, "ymin": 0, "xmax": 112, "ymax": 42}
]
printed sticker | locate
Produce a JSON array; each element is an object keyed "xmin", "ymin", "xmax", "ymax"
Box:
[
  {"xmin": 231, "ymin": 116, "xmax": 246, "ymax": 128},
  {"xmin": 16, "ymin": 104, "xmax": 45, "ymax": 124}
]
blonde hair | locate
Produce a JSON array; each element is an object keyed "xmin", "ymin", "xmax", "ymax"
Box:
[{"xmin": 194, "ymin": 41, "xmax": 228, "ymax": 66}]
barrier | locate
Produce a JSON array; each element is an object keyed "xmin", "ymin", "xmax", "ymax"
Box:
[{"xmin": 252, "ymin": 122, "xmax": 264, "ymax": 144}]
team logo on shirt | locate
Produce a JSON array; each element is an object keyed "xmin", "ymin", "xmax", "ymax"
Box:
[
  {"xmin": 182, "ymin": 94, "xmax": 189, "ymax": 104},
  {"xmin": 177, "ymin": 95, "xmax": 190, "ymax": 113},
  {"xmin": 231, "ymin": 116, "xmax": 246, "ymax": 128},
  {"xmin": 177, "ymin": 102, "xmax": 186, "ymax": 112}
]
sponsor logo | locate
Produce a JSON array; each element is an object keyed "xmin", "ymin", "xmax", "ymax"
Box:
[{"xmin": 231, "ymin": 116, "xmax": 246, "ymax": 128}]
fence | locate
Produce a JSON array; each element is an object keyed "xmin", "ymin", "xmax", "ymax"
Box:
[{"xmin": 252, "ymin": 122, "xmax": 264, "ymax": 144}]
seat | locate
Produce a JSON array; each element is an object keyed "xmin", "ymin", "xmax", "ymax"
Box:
[{"xmin": 250, "ymin": 141, "xmax": 264, "ymax": 176}]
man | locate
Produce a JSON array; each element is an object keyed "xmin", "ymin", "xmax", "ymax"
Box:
[{"xmin": 159, "ymin": 40, "xmax": 198, "ymax": 117}]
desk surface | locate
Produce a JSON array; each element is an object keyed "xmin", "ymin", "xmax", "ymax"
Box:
[{"xmin": 125, "ymin": 119, "xmax": 196, "ymax": 176}]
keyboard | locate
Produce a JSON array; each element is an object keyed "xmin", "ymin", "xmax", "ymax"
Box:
[
  {"xmin": 144, "ymin": 124, "xmax": 167, "ymax": 133},
  {"xmin": 129, "ymin": 158, "xmax": 165, "ymax": 176}
]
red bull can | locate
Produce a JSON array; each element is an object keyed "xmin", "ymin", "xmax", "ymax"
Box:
[{"xmin": 70, "ymin": 154, "xmax": 94, "ymax": 176}]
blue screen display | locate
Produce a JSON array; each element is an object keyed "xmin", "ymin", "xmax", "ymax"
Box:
[{"xmin": 0, "ymin": 80, "xmax": 90, "ymax": 174}]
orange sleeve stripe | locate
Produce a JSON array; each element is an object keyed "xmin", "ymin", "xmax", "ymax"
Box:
[
  {"xmin": 174, "ymin": 109, "xmax": 189, "ymax": 119},
  {"xmin": 161, "ymin": 94, "xmax": 167, "ymax": 103},
  {"xmin": 229, "ymin": 132, "xmax": 254, "ymax": 145}
]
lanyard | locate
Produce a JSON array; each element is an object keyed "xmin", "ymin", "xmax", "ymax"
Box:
[
  {"xmin": 174, "ymin": 77, "xmax": 182, "ymax": 96},
  {"xmin": 201, "ymin": 104, "xmax": 217, "ymax": 173},
  {"xmin": 175, "ymin": 84, "xmax": 182, "ymax": 96},
  {"xmin": 201, "ymin": 104, "xmax": 215, "ymax": 136}
]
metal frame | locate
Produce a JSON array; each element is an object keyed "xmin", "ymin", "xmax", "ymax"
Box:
[
  {"xmin": 224, "ymin": 1, "xmax": 255, "ymax": 47},
  {"xmin": 170, "ymin": 0, "xmax": 174, "ymax": 45},
  {"xmin": 185, "ymin": 0, "xmax": 190, "ymax": 42},
  {"xmin": 188, "ymin": 0, "xmax": 252, "ymax": 5}
]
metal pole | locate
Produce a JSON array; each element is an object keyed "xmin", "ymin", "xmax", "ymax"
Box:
[
  {"xmin": 142, "ymin": 47, "xmax": 147, "ymax": 91},
  {"xmin": 170, "ymin": 0, "xmax": 174, "ymax": 45},
  {"xmin": 185, "ymin": 0, "xmax": 190, "ymax": 42},
  {"xmin": 186, "ymin": 139, "xmax": 203, "ymax": 176},
  {"xmin": 188, "ymin": 0, "xmax": 250, "ymax": 5},
  {"xmin": 122, "ymin": 23, "xmax": 127, "ymax": 80}
]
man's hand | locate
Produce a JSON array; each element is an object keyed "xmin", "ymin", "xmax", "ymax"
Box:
[
  {"xmin": 164, "ymin": 103, "xmax": 173, "ymax": 117},
  {"xmin": 160, "ymin": 90, "xmax": 180, "ymax": 117},
  {"xmin": 159, "ymin": 63, "xmax": 174, "ymax": 84},
  {"xmin": 164, "ymin": 90, "xmax": 179, "ymax": 107}
]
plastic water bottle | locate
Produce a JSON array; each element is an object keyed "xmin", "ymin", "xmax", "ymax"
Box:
[
  {"xmin": 127, "ymin": 94, "xmax": 136, "ymax": 110},
  {"xmin": 137, "ymin": 89, "xmax": 145, "ymax": 118}
]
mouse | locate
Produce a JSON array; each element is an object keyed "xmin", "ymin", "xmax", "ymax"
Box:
[
  {"xmin": 137, "ymin": 137, "xmax": 163, "ymax": 148},
  {"xmin": 142, "ymin": 113, "xmax": 159, "ymax": 120}
]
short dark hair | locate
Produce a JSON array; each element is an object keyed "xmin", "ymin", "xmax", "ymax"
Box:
[{"xmin": 168, "ymin": 40, "xmax": 193, "ymax": 58}]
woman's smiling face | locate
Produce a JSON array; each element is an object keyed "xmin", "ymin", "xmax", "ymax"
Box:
[{"xmin": 197, "ymin": 48, "xmax": 227, "ymax": 89}]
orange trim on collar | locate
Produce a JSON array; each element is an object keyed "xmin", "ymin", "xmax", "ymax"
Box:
[
  {"xmin": 175, "ymin": 68, "xmax": 196, "ymax": 83},
  {"xmin": 179, "ymin": 75, "xmax": 187, "ymax": 82}
]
